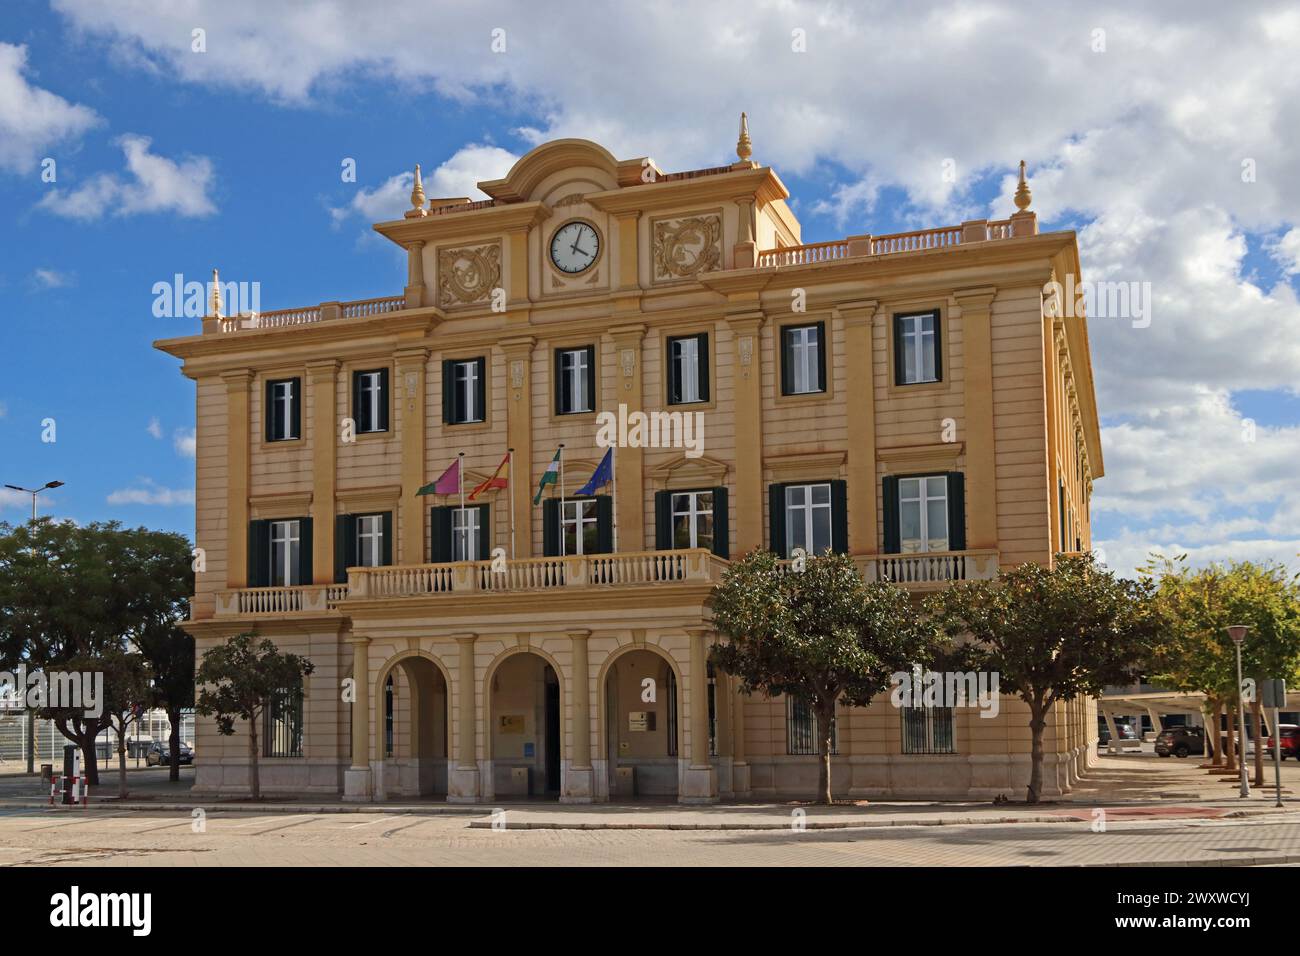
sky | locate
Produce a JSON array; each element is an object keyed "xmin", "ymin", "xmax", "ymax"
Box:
[{"xmin": 1, "ymin": 0, "xmax": 1298, "ymax": 578}]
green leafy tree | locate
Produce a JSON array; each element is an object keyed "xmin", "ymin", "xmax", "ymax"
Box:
[
  {"xmin": 709, "ymin": 550, "xmax": 943, "ymax": 804},
  {"xmin": 927, "ymin": 554, "xmax": 1159, "ymax": 803},
  {"xmin": 65, "ymin": 650, "xmax": 154, "ymax": 798},
  {"xmin": 195, "ymin": 633, "xmax": 314, "ymax": 800}
]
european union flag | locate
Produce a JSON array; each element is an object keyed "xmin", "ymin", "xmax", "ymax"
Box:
[{"xmin": 576, "ymin": 448, "xmax": 614, "ymax": 496}]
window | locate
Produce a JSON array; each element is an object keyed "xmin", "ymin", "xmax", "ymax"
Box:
[
  {"xmin": 671, "ymin": 491, "xmax": 714, "ymax": 550},
  {"xmin": 667, "ymin": 333, "xmax": 709, "ymax": 404},
  {"xmin": 786, "ymin": 695, "xmax": 837, "ymax": 755},
  {"xmin": 264, "ymin": 687, "xmax": 304, "ymax": 757},
  {"xmin": 269, "ymin": 519, "xmax": 301, "ymax": 586},
  {"xmin": 666, "ymin": 669, "xmax": 679, "ymax": 758},
  {"xmin": 785, "ymin": 483, "xmax": 833, "ymax": 557},
  {"xmin": 265, "ymin": 378, "xmax": 300, "ymax": 441},
  {"xmin": 555, "ymin": 346, "xmax": 596, "ymax": 414},
  {"xmin": 561, "ymin": 499, "xmax": 599, "ymax": 555},
  {"xmin": 384, "ymin": 676, "xmax": 394, "ymax": 758},
  {"xmin": 898, "ymin": 475, "xmax": 949, "ymax": 553},
  {"xmin": 451, "ymin": 506, "xmax": 481, "ymax": 561},
  {"xmin": 430, "ymin": 505, "xmax": 489, "ymax": 562},
  {"xmin": 356, "ymin": 514, "xmax": 385, "ymax": 568},
  {"xmin": 353, "ymin": 369, "xmax": 388, "ymax": 433},
  {"xmin": 707, "ymin": 662, "xmax": 717, "ymax": 757},
  {"xmin": 780, "ymin": 323, "xmax": 825, "ymax": 395},
  {"xmin": 443, "ymin": 357, "xmax": 486, "ymax": 425},
  {"xmin": 894, "ymin": 310, "xmax": 941, "ymax": 385},
  {"xmin": 901, "ymin": 705, "xmax": 956, "ymax": 754}
]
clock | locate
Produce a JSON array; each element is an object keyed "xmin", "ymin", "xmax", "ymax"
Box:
[{"xmin": 549, "ymin": 220, "xmax": 600, "ymax": 275}]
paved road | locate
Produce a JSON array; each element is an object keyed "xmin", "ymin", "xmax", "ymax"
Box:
[{"xmin": 4, "ymin": 806, "xmax": 1299, "ymax": 866}]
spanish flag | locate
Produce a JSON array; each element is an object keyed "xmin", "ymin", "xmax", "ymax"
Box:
[{"xmin": 468, "ymin": 452, "xmax": 510, "ymax": 501}]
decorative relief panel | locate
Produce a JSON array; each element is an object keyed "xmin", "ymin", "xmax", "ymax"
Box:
[
  {"xmin": 438, "ymin": 242, "xmax": 502, "ymax": 308},
  {"xmin": 653, "ymin": 213, "xmax": 722, "ymax": 282}
]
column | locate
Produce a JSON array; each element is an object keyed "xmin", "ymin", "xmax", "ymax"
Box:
[
  {"xmin": 448, "ymin": 633, "xmax": 481, "ymax": 802},
  {"xmin": 394, "ymin": 347, "xmax": 429, "ymax": 565},
  {"xmin": 562, "ymin": 629, "xmax": 595, "ymax": 803},
  {"xmin": 501, "ymin": 336, "xmax": 536, "ymax": 557},
  {"xmin": 307, "ymin": 360, "xmax": 339, "ymax": 584},
  {"xmin": 404, "ymin": 240, "xmax": 425, "ymax": 309},
  {"xmin": 732, "ymin": 675, "xmax": 751, "ymax": 797},
  {"xmin": 956, "ymin": 288, "xmax": 999, "ymax": 551},
  {"xmin": 680, "ymin": 627, "xmax": 719, "ymax": 804},
  {"xmin": 610, "ymin": 325, "xmax": 647, "ymax": 551},
  {"xmin": 221, "ymin": 369, "xmax": 253, "ymax": 587},
  {"xmin": 726, "ymin": 313, "xmax": 765, "ymax": 556},
  {"xmin": 839, "ymin": 301, "xmax": 879, "ymax": 554},
  {"xmin": 343, "ymin": 637, "xmax": 372, "ymax": 800}
]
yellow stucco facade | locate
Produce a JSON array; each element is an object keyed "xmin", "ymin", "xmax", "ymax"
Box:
[{"xmin": 156, "ymin": 128, "xmax": 1104, "ymax": 803}]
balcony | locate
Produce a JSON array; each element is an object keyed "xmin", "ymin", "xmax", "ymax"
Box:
[
  {"xmin": 776, "ymin": 549, "xmax": 999, "ymax": 591},
  {"xmin": 755, "ymin": 219, "xmax": 1020, "ymax": 268},
  {"xmin": 214, "ymin": 584, "xmax": 349, "ymax": 617},
  {"xmin": 211, "ymin": 294, "xmax": 407, "ymax": 334}
]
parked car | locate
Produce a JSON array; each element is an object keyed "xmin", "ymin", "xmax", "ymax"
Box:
[
  {"xmin": 1265, "ymin": 724, "xmax": 1298, "ymax": 760},
  {"xmin": 145, "ymin": 741, "xmax": 194, "ymax": 766},
  {"xmin": 1098, "ymin": 721, "xmax": 1138, "ymax": 745},
  {"xmin": 1155, "ymin": 726, "xmax": 1205, "ymax": 758}
]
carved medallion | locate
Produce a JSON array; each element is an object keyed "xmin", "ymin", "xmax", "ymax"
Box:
[
  {"xmin": 438, "ymin": 243, "xmax": 502, "ymax": 307},
  {"xmin": 653, "ymin": 214, "xmax": 722, "ymax": 281}
]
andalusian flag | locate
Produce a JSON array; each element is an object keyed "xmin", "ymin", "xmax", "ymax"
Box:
[
  {"xmin": 533, "ymin": 448, "xmax": 561, "ymax": 505},
  {"xmin": 468, "ymin": 453, "xmax": 510, "ymax": 501}
]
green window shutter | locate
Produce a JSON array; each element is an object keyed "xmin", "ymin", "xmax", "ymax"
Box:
[
  {"xmin": 768, "ymin": 483, "xmax": 787, "ymax": 556},
  {"xmin": 334, "ymin": 514, "xmax": 354, "ymax": 584},
  {"xmin": 542, "ymin": 498, "xmax": 560, "ymax": 556},
  {"xmin": 474, "ymin": 358, "xmax": 487, "ymax": 422},
  {"xmin": 442, "ymin": 360, "xmax": 455, "ymax": 424},
  {"xmin": 698, "ymin": 333, "xmax": 710, "ymax": 402},
  {"xmin": 381, "ymin": 510, "xmax": 393, "ymax": 565},
  {"xmin": 931, "ymin": 310, "xmax": 943, "ymax": 381},
  {"xmin": 351, "ymin": 371, "xmax": 364, "ymax": 432},
  {"xmin": 264, "ymin": 380, "xmax": 275, "ymax": 442},
  {"xmin": 779, "ymin": 328, "xmax": 793, "ymax": 395},
  {"xmin": 289, "ymin": 378, "xmax": 301, "ymax": 440},
  {"xmin": 377, "ymin": 368, "xmax": 390, "ymax": 432},
  {"xmin": 667, "ymin": 338, "xmax": 682, "ymax": 404},
  {"xmin": 946, "ymin": 472, "xmax": 965, "ymax": 551},
  {"xmin": 814, "ymin": 322, "xmax": 827, "ymax": 392},
  {"xmin": 595, "ymin": 496, "xmax": 614, "ymax": 553},
  {"xmin": 475, "ymin": 504, "xmax": 491, "ymax": 560},
  {"xmin": 711, "ymin": 485, "xmax": 730, "ymax": 558},
  {"xmin": 248, "ymin": 520, "xmax": 270, "ymax": 586},
  {"xmin": 829, "ymin": 479, "xmax": 848, "ymax": 554},
  {"xmin": 882, "ymin": 476, "xmax": 901, "ymax": 554},
  {"xmin": 654, "ymin": 490, "xmax": 674, "ymax": 549},
  {"xmin": 584, "ymin": 346, "xmax": 597, "ymax": 413},
  {"xmin": 553, "ymin": 348, "xmax": 565, "ymax": 414},
  {"xmin": 430, "ymin": 507, "xmax": 453, "ymax": 563},
  {"xmin": 893, "ymin": 314, "xmax": 907, "ymax": 385},
  {"xmin": 297, "ymin": 517, "xmax": 313, "ymax": 585}
]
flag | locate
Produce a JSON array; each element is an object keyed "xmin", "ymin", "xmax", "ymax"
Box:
[
  {"xmin": 468, "ymin": 453, "xmax": 509, "ymax": 501},
  {"xmin": 418, "ymin": 458, "xmax": 460, "ymax": 496},
  {"xmin": 533, "ymin": 448, "xmax": 561, "ymax": 505},
  {"xmin": 576, "ymin": 448, "xmax": 613, "ymax": 496}
]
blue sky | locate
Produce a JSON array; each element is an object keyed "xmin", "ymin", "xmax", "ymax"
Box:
[{"xmin": 2, "ymin": 1, "xmax": 1299, "ymax": 577}]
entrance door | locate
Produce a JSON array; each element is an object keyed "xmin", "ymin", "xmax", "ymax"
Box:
[{"xmin": 544, "ymin": 677, "xmax": 561, "ymax": 793}]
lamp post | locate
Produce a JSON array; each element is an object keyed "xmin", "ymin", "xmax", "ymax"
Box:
[
  {"xmin": 2, "ymin": 480, "xmax": 64, "ymax": 774},
  {"xmin": 1227, "ymin": 625, "xmax": 1250, "ymax": 798}
]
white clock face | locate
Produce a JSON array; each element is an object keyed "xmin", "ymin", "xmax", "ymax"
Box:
[{"xmin": 550, "ymin": 221, "xmax": 600, "ymax": 274}]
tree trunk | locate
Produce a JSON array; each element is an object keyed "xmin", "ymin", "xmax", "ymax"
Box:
[
  {"xmin": 248, "ymin": 713, "xmax": 261, "ymax": 800},
  {"xmin": 1027, "ymin": 701, "xmax": 1047, "ymax": 804},
  {"xmin": 1208, "ymin": 701, "xmax": 1222, "ymax": 767},
  {"xmin": 816, "ymin": 702, "xmax": 836, "ymax": 805},
  {"xmin": 1225, "ymin": 707, "xmax": 1237, "ymax": 772},
  {"xmin": 117, "ymin": 724, "xmax": 128, "ymax": 799},
  {"xmin": 54, "ymin": 716, "xmax": 102, "ymax": 785},
  {"xmin": 168, "ymin": 707, "xmax": 182, "ymax": 783},
  {"xmin": 1252, "ymin": 700, "xmax": 1264, "ymax": 787}
]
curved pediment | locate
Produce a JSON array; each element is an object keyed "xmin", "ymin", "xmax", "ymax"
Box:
[
  {"xmin": 647, "ymin": 453, "xmax": 729, "ymax": 487},
  {"xmin": 478, "ymin": 139, "xmax": 621, "ymax": 203}
]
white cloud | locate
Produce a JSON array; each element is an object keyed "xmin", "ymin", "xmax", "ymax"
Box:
[
  {"xmin": 0, "ymin": 488, "xmax": 30, "ymax": 512},
  {"xmin": 30, "ymin": 268, "xmax": 73, "ymax": 290},
  {"xmin": 0, "ymin": 42, "xmax": 100, "ymax": 173},
  {"xmin": 37, "ymin": 134, "xmax": 216, "ymax": 220},
  {"xmin": 106, "ymin": 479, "xmax": 194, "ymax": 506},
  {"xmin": 1268, "ymin": 227, "xmax": 1300, "ymax": 278},
  {"xmin": 173, "ymin": 427, "xmax": 195, "ymax": 458},
  {"xmin": 330, "ymin": 144, "xmax": 518, "ymax": 225},
  {"xmin": 146, "ymin": 417, "xmax": 162, "ymax": 439}
]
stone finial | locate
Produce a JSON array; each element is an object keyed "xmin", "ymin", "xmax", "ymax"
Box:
[
  {"xmin": 1014, "ymin": 159, "xmax": 1032, "ymax": 211},
  {"xmin": 736, "ymin": 112, "xmax": 753, "ymax": 163},
  {"xmin": 405, "ymin": 163, "xmax": 427, "ymax": 218},
  {"xmin": 208, "ymin": 267, "xmax": 222, "ymax": 318}
]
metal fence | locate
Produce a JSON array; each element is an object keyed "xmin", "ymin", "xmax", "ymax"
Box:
[
  {"xmin": 786, "ymin": 696, "xmax": 838, "ymax": 755},
  {"xmin": 0, "ymin": 709, "xmax": 195, "ymax": 766}
]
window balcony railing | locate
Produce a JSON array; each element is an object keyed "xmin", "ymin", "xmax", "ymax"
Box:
[
  {"xmin": 775, "ymin": 549, "xmax": 999, "ymax": 590},
  {"xmin": 756, "ymin": 219, "xmax": 1022, "ymax": 269},
  {"xmin": 214, "ymin": 584, "xmax": 349, "ymax": 617},
  {"xmin": 213, "ymin": 294, "xmax": 406, "ymax": 333}
]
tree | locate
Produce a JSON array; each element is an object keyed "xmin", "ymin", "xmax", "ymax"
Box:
[
  {"xmin": 195, "ymin": 633, "xmax": 314, "ymax": 800},
  {"xmin": 927, "ymin": 553, "xmax": 1159, "ymax": 803},
  {"xmin": 0, "ymin": 520, "xmax": 194, "ymax": 784},
  {"xmin": 139, "ymin": 623, "xmax": 195, "ymax": 783},
  {"xmin": 1141, "ymin": 556, "xmax": 1300, "ymax": 785},
  {"xmin": 85, "ymin": 650, "xmax": 153, "ymax": 798},
  {"xmin": 709, "ymin": 550, "xmax": 942, "ymax": 804}
]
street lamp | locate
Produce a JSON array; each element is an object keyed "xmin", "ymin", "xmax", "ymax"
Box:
[
  {"xmin": 3, "ymin": 480, "xmax": 64, "ymax": 522},
  {"xmin": 1227, "ymin": 625, "xmax": 1250, "ymax": 798},
  {"xmin": 2, "ymin": 480, "xmax": 64, "ymax": 775}
]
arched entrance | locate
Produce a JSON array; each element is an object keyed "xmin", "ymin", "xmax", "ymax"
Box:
[
  {"xmin": 603, "ymin": 648, "xmax": 681, "ymax": 799},
  {"xmin": 375, "ymin": 654, "xmax": 448, "ymax": 798},
  {"xmin": 488, "ymin": 652, "xmax": 562, "ymax": 799}
]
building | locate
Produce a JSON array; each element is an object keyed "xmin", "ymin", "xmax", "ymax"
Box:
[{"xmin": 155, "ymin": 118, "xmax": 1103, "ymax": 803}]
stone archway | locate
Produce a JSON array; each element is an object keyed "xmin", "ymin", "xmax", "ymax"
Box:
[
  {"xmin": 485, "ymin": 649, "xmax": 564, "ymax": 799},
  {"xmin": 598, "ymin": 645, "xmax": 684, "ymax": 800},
  {"xmin": 373, "ymin": 652, "xmax": 449, "ymax": 799}
]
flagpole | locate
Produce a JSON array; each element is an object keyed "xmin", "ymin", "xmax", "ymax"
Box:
[
  {"xmin": 611, "ymin": 443, "xmax": 619, "ymax": 553},
  {"xmin": 508, "ymin": 447, "xmax": 516, "ymax": 561},
  {"xmin": 458, "ymin": 452, "xmax": 466, "ymax": 560},
  {"xmin": 558, "ymin": 443, "xmax": 566, "ymax": 558}
]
